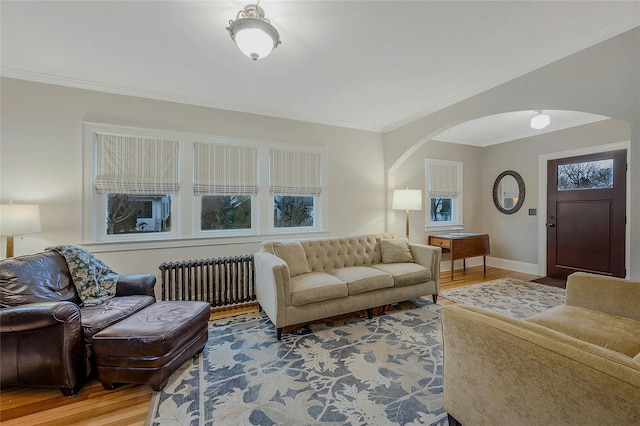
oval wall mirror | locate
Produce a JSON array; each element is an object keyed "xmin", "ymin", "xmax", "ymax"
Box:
[{"xmin": 492, "ymin": 170, "xmax": 525, "ymax": 214}]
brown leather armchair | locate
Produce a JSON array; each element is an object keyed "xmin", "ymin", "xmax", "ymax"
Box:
[{"xmin": 0, "ymin": 250, "xmax": 156, "ymax": 395}]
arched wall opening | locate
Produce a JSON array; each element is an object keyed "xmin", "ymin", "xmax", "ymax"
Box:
[{"xmin": 386, "ymin": 109, "xmax": 632, "ymax": 278}]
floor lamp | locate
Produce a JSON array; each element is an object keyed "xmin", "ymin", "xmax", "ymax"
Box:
[
  {"xmin": 0, "ymin": 203, "xmax": 41, "ymax": 258},
  {"xmin": 392, "ymin": 189, "xmax": 422, "ymax": 239}
]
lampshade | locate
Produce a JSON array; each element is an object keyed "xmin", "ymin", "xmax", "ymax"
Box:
[
  {"xmin": 227, "ymin": 4, "xmax": 281, "ymax": 61},
  {"xmin": 530, "ymin": 111, "xmax": 550, "ymax": 130},
  {"xmin": 0, "ymin": 204, "xmax": 41, "ymax": 235},
  {"xmin": 392, "ymin": 189, "xmax": 422, "ymax": 211}
]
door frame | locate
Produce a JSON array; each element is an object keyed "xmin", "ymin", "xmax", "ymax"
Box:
[{"xmin": 537, "ymin": 141, "xmax": 631, "ymax": 278}]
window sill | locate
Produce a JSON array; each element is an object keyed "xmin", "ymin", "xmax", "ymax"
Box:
[
  {"xmin": 81, "ymin": 230, "xmax": 329, "ymax": 253},
  {"xmin": 425, "ymin": 224, "xmax": 464, "ymax": 233}
]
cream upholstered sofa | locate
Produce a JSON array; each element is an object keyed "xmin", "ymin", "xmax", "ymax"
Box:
[
  {"xmin": 255, "ymin": 233, "xmax": 441, "ymax": 339},
  {"xmin": 442, "ymin": 272, "xmax": 640, "ymax": 426}
]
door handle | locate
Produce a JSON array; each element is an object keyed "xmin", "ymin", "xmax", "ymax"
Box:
[{"xmin": 547, "ymin": 223, "xmax": 555, "ymax": 228}]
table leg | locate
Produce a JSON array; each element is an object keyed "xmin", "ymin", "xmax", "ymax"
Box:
[{"xmin": 450, "ymin": 257, "xmax": 454, "ymax": 280}]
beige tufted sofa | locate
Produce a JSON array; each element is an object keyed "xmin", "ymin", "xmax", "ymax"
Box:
[
  {"xmin": 442, "ymin": 272, "xmax": 640, "ymax": 425},
  {"xmin": 255, "ymin": 233, "xmax": 441, "ymax": 339}
]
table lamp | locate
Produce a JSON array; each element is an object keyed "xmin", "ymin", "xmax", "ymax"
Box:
[
  {"xmin": 392, "ymin": 189, "xmax": 422, "ymax": 239},
  {"xmin": 0, "ymin": 203, "xmax": 41, "ymax": 258}
]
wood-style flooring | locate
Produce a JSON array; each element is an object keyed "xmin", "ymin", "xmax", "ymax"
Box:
[{"xmin": 0, "ymin": 266, "xmax": 538, "ymax": 425}]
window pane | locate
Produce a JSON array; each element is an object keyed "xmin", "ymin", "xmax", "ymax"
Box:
[
  {"xmin": 201, "ymin": 195, "xmax": 251, "ymax": 230},
  {"xmin": 431, "ymin": 197, "xmax": 452, "ymax": 222},
  {"xmin": 274, "ymin": 196, "xmax": 314, "ymax": 228},
  {"xmin": 107, "ymin": 194, "xmax": 171, "ymax": 235},
  {"xmin": 557, "ymin": 159, "xmax": 613, "ymax": 191}
]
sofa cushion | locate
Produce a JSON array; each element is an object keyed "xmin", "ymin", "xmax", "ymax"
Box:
[
  {"xmin": 301, "ymin": 235, "xmax": 386, "ymax": 272},
  {"xmin": 380, "ymin": 239, "xmax": 414, "ymax": 263},
  {"xmin": 0, "ymin": 251, "xmax": 82, "ymax": 306},
  {"xmin": 371, "ymin": 263, "xmax": 431, "ymax": 287},
  {"xmin": 527, "ymin": 305, "xmax": 640, "ymax": 358},
  {"xmin": 331, "ymin": 267, "xmax": 394, "ymax": 295},
  {"xmin": 80, "ymin": 295, "xmax": 156, "ymax": 343},
  {"xmin": 290, "ymin": 273, "xmax": 348, "ymax": 306},
  {"xmin": 272, "ymin": 241, "xmax": 311, "ymax": 277}
]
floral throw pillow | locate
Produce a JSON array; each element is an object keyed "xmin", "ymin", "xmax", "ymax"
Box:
[{"xmin": 47, "ymin": 245, "xmax": 119, "ymax": 306}]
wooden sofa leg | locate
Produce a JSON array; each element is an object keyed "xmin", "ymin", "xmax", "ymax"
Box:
[
  {"xmin": 277, "ymin": 328, "xmax": 283, "ymax": 340},
  {"xmin": 432, "ymin": 293, "xmax": 438, "ymax": 303},
  {"xmin": 367, "ymin": 308, "xmax": 373, "ymax": 319},
  {"xmin": 447, "ymin": 413, "xmax": 462, "ymax": 426}
]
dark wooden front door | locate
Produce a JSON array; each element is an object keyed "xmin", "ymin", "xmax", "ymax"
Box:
[{"xmin": 546, "ymin": 149, "xmax": 626, "ymax": 279}]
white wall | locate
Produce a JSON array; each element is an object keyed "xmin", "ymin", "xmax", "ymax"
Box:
[
  {"xmin": 385, "ymin": 27, "xmax": 640, "ymax": 279},
  {"xmin": 0, "ymin": 78, "xmax": 385, "ymax": 279}
]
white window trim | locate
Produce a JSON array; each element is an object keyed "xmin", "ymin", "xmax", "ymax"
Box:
[
  {"xmin": 83, "ymin": 122, "xmax": 328, "ymax": 244},
  {"xmin": 425, "ymin": 158, "xmax": 464, "ymax": 231}
]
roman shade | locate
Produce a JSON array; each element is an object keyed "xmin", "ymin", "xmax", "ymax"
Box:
[
  {"xmin": 269, "ymin": 150, "xmax": 321, "ymax": 196},
  {"xmin": 95, "ymin": 134, "xmax": 180, "ymax": 194},
  {"xmin": 193, "ymin": 143, "xmax": 258, "ymax": 196},
  {"xmin": 428, "ymin": 164, "xmax": 460, "ymax": 198}
]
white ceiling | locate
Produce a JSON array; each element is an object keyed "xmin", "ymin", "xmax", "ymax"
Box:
[{"xmin": 1, "ymin": 1, "xmax": 638, "ymax": 138}]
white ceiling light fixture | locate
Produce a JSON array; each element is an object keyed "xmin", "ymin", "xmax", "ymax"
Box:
[
  {"xmin": 226, "ymin": 2, "xmax": 281, "ymax": 61},
  {"xmin": 530, "ymin": 110, "xmax": 551, "ymax": 130}
]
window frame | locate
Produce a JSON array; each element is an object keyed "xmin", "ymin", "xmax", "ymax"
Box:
[
  {"xmin": 193, "ymin": 194, "xmax": 258, "ymax": 237},
  {"xmin": 83, "ymin": 123, "xmax": 327, "ymax": 244},
  {"xmin": 269, "ymin": 194, "xmax": 321, "ymax": 234},
  {"xmin": 97, "ymin": 192, "xmax": 180, "ymax": 242},
  {"xmin": 425, "ymin": 158, "xmax": 464, "ymax": 231}
]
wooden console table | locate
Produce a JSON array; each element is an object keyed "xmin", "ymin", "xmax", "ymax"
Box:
[{"xmin": 428, "ymin": 233, "xmax": 490, "ymax": 280}]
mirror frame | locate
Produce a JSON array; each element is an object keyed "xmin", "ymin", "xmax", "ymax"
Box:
[{"xmin": 492, "ymin": 170, "xmax": 525, "ymax": 214}]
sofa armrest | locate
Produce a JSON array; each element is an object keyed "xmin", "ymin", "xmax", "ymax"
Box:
[
  {"xmin": 0, "ymin": 302, "xmax": 81, "ymax": 332},
  {"xmin": 566, "ymin": 272, "xmax": 640, "ymax": 321},
  {"xmin": 116, "ymin": 274, "xmax": 156, "ymax": 297},
  {"xmin": 441, "ymin": 304, "xmax": 640, "ymax": 425},
  {"xmin": 254, "ymin": 252, "xmax": 292, "ymax": 328},
  {"xmin": 1, "ymin": 301, "xmax": 86, "ymax": 395},
  {"xmin": 409, "ymin": 243, "xmax": 441, "ymax": 291}
]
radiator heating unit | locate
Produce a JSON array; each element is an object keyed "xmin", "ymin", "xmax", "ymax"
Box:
[{"xmin": 159, "ymin": 255, "xmax": 255, "ymax": 307}]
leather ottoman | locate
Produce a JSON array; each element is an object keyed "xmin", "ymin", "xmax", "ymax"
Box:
[{"xmin": 92, "ymin": 301, "xmax": 210, "ymax": 391}]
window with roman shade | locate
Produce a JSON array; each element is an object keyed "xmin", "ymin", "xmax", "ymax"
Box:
[
  {"xmin": 425, "ymin": 158, "xmax": 463, "ymax": 230},
  {"xmin": 193, "ymin": 142, "xmax": 258, "ymax": 196},
  {"xmin": 95, "ymin": 134, "xmax": 180, "ymax": 194},
  {"xmin": 269, "ymin": 150, "xmax": 322, "ymax": 195}
]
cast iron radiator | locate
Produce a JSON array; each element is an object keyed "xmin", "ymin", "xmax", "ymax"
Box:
[{"xmin": 159, "ymin": 255, "xmax": 255, "ymax": 307}]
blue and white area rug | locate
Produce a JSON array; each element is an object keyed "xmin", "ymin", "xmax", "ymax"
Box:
[{"xmin": 146, "ymin": 278, "xmax": 564, "ymax": 426}]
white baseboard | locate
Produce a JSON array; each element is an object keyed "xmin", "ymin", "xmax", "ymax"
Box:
[{"xmin": 439, "ymin": 257, "xmax": 539, "ymax": 275}]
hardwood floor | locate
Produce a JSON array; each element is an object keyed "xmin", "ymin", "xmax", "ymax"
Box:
[{"xmin": 0, "ymin": 266, "xmax": 538, "ymax": 425}]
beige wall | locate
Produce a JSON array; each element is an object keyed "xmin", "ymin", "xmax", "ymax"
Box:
[
  {"xmin": 0, "ymin": 78, "xmax": 385, "ymax": 278},
  {"xmin": 391, "ymin": 140, "xmax": 484, "ymax": 243},
  {"xmin": 385, "ymin": 28, "xmax": 639, "ymax": 279}
]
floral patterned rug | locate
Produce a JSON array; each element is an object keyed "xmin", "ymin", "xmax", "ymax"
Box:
[{"xmin": 146, "ymin": 278, "xmax": 565, "ymax": 426}]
